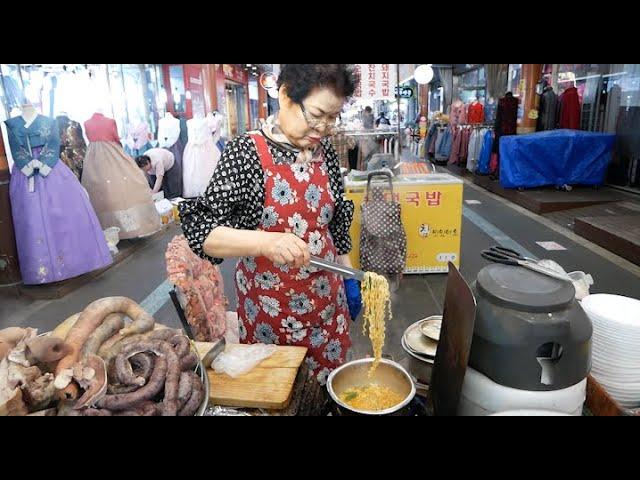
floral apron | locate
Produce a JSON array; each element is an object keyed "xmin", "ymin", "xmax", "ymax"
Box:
[{"xmin": 236, "ymin": 134, "xmax": 351, "ymax": 385}]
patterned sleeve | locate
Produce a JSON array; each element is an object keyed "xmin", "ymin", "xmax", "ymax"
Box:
[
  {"xmin": 179, "ymin": 134, "xmax": 263, "ymax": 264},
  {"xmin": 323, "ymin": 139, "xmax": 354, "ymax": 256}
]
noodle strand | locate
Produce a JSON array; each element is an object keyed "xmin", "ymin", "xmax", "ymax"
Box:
[{"xmin": 361, "ymin": 272, "xmax": 392, "ymax": 376}]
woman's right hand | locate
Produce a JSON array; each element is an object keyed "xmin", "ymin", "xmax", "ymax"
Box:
[{"xmin": 259, "ymin": 232, "xmax": 310, "ymax": 268}]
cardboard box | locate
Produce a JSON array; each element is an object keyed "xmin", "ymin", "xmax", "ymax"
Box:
[{"xmin": 345, "ymin": 173, "xmax": 463, "ymax": 274}]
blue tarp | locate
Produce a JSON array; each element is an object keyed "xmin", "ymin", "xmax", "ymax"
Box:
[{"xmin": 499, "ymin": 130, "xmax": 616, "ymax": 189}]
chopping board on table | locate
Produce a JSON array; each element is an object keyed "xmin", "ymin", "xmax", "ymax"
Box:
[{"xmin": 194, "ymin": 342, "xmax": 307, "ymax": 410}]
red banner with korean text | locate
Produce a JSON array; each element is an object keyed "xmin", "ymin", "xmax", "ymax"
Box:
[{"xmin": 353, "ymin": 64, "xmax": 398, "ymax": 100}]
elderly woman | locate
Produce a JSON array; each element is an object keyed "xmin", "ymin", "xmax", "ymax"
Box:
[{"xmin": 180, "ymin": 64, "xmax": 361, "ymax": 385}]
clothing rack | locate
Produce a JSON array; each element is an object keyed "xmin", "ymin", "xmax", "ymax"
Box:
[
  {"xmin": 452, "ymin": 123, "xmax": 494, "ymax": 129},
  {"xmin": 344, "ymin": 131, "xmax": 397, "ymax": 137}
]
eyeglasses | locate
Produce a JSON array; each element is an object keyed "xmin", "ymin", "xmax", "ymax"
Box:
[{"xmin": 299, "ymin": 102, "xmax": 340, "ymax": 133}]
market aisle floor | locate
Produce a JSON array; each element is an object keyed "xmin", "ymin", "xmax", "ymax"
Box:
[{"xmin": 2, "ymin": 181, "xmax": 640, "ymax": 366}]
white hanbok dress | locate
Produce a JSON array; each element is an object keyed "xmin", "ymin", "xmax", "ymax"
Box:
[{"xmin": 182, "ymin": 117, "xmax": 220, "ymax": 198}]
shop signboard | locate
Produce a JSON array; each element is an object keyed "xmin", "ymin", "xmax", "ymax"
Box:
[
  {"xmin": 215, "ymin": 64, "xmax": 227, "ymax": 118},
  {"xmin": 184, "ymin": 65, "xmax": 206, "ymax": 119},
  {"xmin": 222, "ymin": 64, "xmax": 248, "ymax": 84},
  {"xmin": 395, "ymin": 86, "xmax": 413, "ymax": 98},
  {"xmin": 353, "ymin": 64, "xmax": 398, "ymax": 100}
]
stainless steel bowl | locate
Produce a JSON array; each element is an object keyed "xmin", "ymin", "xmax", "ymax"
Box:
[
  {"xmin": 401, "ymin": 335, "xmax": 434, "ymax": 384},
  {"xmin": 327, "ymin": 358, "xmax": 416, "ymax": 415},
  {"xmin": 194, "ymin": 358, "xmax": 210, "ymax": 416},
  {"xmin": 42, "ymin": 330, "xmax": 210, "ymax": 416}
]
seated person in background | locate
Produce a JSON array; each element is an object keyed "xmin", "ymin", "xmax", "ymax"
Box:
[{"xmin": 136, "ymin": 148, "xmax": 183, "ymax": 198}]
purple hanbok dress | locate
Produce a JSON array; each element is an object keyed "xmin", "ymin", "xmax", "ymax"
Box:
[{"xmin": 6, "ymin": 114, "xmax": 112, "ymax": 285}]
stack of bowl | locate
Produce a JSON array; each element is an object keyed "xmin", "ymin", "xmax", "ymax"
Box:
[
  {"xmin": 581, "ymin": 294, "xmax": 640, "ymax": 408},
  {"xmin": 401, "ymin": 315, "xmax": 441, "ymax": 384}
]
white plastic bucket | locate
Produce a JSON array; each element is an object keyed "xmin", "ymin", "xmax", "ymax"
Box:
[{"xmin": 458, "ymin": 367, "xmax": 586, "ymax": 416}]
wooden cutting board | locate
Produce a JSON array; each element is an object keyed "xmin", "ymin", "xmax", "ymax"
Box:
[{"xmin": 194, "ymin": 342, "xmax": 307, "ymax": 410}]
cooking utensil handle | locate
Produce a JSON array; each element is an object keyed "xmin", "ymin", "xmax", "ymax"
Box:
[
  {"xmin": 481, "ymin": 250, "xmax": 519, "ymax": 266},
  {"xmin": 310, "ymin": 256, "xmax": 365, "ymax": 282},
  {"xmin": 491, "ymin": 246, "xmax": 523, "ymax": 259}
]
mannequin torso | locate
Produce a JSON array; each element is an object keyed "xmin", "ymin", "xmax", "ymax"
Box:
[{"xmin": 21, "ymin": 104, "xmax": 38, "ymax": 127}]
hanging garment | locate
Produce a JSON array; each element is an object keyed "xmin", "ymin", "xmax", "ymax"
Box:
[
  {"xmin": 489, "ymin": 151, "xmax": 499, "ymax": 175},
  {"xmin": 426, "ymin": 124, "xmax": 438, "ymax": 156},
  {"xmin": 124, "ymin": 122, "xmax": 153, "ymax": 157},
  {"xmin": 436, "ymin": 127, "xmax": 453, "ymax": 161},
  {"xmin": 467, "ymin": 102, "xmax": 485, "ymax": 124},
  {"xmin": 158, "ymin": 114, "xmax": 181, "ymax": 150},
  {"xmin": 158, "ymin": 113, "xmax": 186, "ymax": 190},
  {"xmin": 82, "ymin": 113, "xmax": 161, "ymax": 239},
  {"xmin": 466, "ymin": 129, "xmax": 478, "ymax": 172},
  {"xmin": 484, "ymin": 100, "xmax": 497, "ymax": 124},
  {"xmin": 448, "ymin": 127, "xmax": 463, "ymax": 165},
  {"xmin": 236, "ymin": 134, "xmax": 352, "ymax": 385},
  {"xmin": 428, "ymin": 125, "xmax": 440, "ymax": 156},
  {"xmin": 434, "ymin": 128, "xmax": 444, "ymax": 157},
  {"xmin": 182, "ymin": 117, "xmax": 220, "ymax": 198},
  {"xmin": 536, "ymin": 87, "xmax": 559, "ymax": 131},
  {"xmin": 179, "ymin": 115, "xmax": 189, "ymax": 146},
  {"xmin": 5, "ymin": 114, "xmax": 112, "ymax": 285},
  {"xmin": 56, "ymin": 115, "xmax": 86, "ymax": 180},
  {"xmin": 449, "ymin": 100, "xmax": 467, "ymax": 127},
  {"xmin": 460, "ymin": 127, "xmax": 471, "ymax": 163},
  {"xmin": 494, "ymin": 93, "xmax": 519, "ymax": 154},
  {"xmin": 559, "ymin": 86, "xmax": 581, "ymax": 130},
  {"xmin": 477, "ymin": 130, "xmax": 494, "ymax": 174}
]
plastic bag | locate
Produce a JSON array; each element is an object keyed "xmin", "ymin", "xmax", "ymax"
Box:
[
  {"xmin": 224, "ymin": 312, "xmax": 240, "ymax": 344},
  {"xmin": 212, "ymin": 344, "xmax": 277, "ymax": 378},
  {"xmin": 537, "ymin": 260, "xmax": 594, "ymax": 300},
  {"xmin": 568, "ymin": 271, "xmax": 594, "ymax": 300}
]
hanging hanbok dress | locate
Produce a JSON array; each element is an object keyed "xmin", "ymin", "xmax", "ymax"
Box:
[
  {"xmin": 182, "ymin": 117, "xmax": 220, "ymax": 198},
  {"xmin": 124, "ymin": 122, "xmax": 153, "ymax": 157},
  {"xmin": 56, "ymin": 115, "xmax": 86, "ymax": 180},
  {"xmin": 158, "ymin": 114, "xmax": 184, "ymax": 197},
  {"xmin": 82, "ymin": 113, "xmax": 161, "ymax": 239},
  {"xmin": 5, "ymin": 114, "xmax": 112, "ymax": 285}
]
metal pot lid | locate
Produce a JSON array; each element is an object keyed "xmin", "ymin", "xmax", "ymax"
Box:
[{"xmin": 476, "ymin": 264, "xmax": 575, "ymax": 312}]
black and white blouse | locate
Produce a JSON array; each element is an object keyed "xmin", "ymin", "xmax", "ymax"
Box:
[{"xmin": 179, "ymin": 132, "xmax": 354, "ymax": 265}]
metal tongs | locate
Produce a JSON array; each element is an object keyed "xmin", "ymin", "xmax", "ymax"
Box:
[
  {"xmin": 310, "ymin": 256, "xmax": 365, "ymax": 282},
  {"xmin": 481, "ymin": 246, "xmax": 572, "ymax": 283}
]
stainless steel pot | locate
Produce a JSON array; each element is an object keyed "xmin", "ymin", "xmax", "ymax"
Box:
[{"xmin": 326, "ymin": 358, "xmax": 416, "ymax": 415}]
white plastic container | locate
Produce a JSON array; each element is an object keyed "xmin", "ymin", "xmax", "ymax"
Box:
[
  {"xmin": 490, "ymin": 410, "xmax": 572, "ymax": 416},
  {"xmin": 458, "ymin": 367, "xmax": 587, "ymax": 416}
]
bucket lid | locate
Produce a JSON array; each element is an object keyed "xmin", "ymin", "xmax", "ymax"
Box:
[{"xmin": 476, "ymin": 264, "xmax": 575, "ymax": 312}]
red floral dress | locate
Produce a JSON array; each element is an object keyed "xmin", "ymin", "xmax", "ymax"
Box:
[{"xmin": 235, "ymin": 134, "xmax": 352, "ymax": 385}]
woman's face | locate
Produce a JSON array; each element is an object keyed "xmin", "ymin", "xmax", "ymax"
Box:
[{"xmin": 278, "ymin": 86, "xmax": 345, "ymax": 149}]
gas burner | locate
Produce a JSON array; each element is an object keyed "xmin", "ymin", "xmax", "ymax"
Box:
[{"xmin": 327, "ymin": 395, "xmax": 430, "ymax": 416}]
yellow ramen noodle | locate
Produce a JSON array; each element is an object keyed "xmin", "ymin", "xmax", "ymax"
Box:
[
  {"xmin": 339, "ymin": 384, "xmax": 404, "ymax": 411},
  {"xmin": 361, "ymin": 271, "xmax": 392, "ymax": 376}
]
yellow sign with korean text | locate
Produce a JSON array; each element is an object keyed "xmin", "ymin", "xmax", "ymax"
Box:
[{"xmin": 345, "ymin": 174, "xmax": 463, "ymax": 274}]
